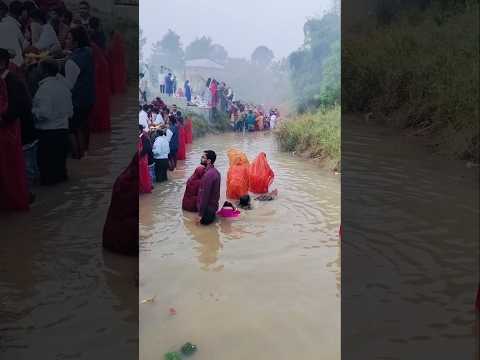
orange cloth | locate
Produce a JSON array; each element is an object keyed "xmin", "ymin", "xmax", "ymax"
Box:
[{"xmin": 226, "ymin": 149, "xmax": 250, "ymax": 200}]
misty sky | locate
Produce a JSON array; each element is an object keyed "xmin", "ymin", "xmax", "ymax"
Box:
[{"xmin": 140, "ymin": 0, "xmax": 331, "ymax": 60}]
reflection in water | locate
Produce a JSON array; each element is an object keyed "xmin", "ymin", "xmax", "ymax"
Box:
[
  {"xmin": 183, "ymin": 215, "xmax": 223, "ymax": 270},
  {"xmin": 0, "ymin": 91, "xmax": 138, "ymax": 359},
  {"xmin": 140, "ymin": 132, "xmax": 341, "ymax": 360}
]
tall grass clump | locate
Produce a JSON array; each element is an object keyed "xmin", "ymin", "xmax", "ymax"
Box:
[
  {"xmin": 276, "ymin": 106, "xmax": 340, "ymax": 168},
  {"xmin": 187, "ymin": 111, "xmax": 231, "ymax": 139},
  {"xmin": 343, "ymin": 2, "xmax": 479, "ymax": 160}
]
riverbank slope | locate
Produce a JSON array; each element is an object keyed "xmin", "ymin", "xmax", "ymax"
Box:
[{"xmin": 276, "ymin": 106, "xmax": 340, "ymax": 171}]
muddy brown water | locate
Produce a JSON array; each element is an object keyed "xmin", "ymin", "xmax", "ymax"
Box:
[
  {"xmin": 0, "ymin": 90, "xmax": 138, "ymax": 359},
  {"xmin": 342, "ymin": 119, "xmax": 479, "ymax": 359},
  {"xmin": 139, "ymin": 131, "xmax": 341, "ymax": 359}
]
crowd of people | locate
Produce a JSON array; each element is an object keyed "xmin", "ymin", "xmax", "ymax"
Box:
[
  {"xmin": 230, "ymin": 105, "xmax": 280, "ymax": 132},
  {"xmin": 137, "ymin": 97, "xmax": 193, "ymax": 193},
  {"xmin": 137, "ymin": 92, "xmax": 279, "ymax": 225},
  {"xmin": 191, "ymin": 77, "xmax": 281, "ymax": 131},
  {"xmin": 0, "ymin": 0, "xmax": 127, "ymax": 212}
]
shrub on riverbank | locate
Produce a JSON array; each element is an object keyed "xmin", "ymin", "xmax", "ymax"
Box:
[
  {"xmin": 276, "ymin": 106, "xmax": 340, "ymax": 169},
  {"xmin": 343, "ymin": 3, "xmax": 479, "ymax": 161},
  {"xmin": 186, "ymin": 110, "xmax": 231, "ymax": 139}
]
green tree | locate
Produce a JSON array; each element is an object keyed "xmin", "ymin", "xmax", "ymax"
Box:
[
  {"xmin": 157, "ymin": 29, "xmax": 184, "ymax": 70},
  {"xmin": 210, "ymin": 44, "xmax": 228, "ymax": 64},
  {"xmin": 288, "ymin": 9, "xmax": 340, "ymax": 110},
  {"xmin": 251, "ymin": 46, "xmax": 275, "ymax": 67},
  {"xmin": 185, "ymin": 36, "xmax": 213, "ymax": 60}
]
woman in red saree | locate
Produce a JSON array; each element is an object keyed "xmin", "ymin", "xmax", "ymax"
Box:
[
  {"xmin": 177, "ymin": 122, "xmax": 186, "ymax": 161},
  {"xmin": 103, "ymin": 153, "xmax": 139, "ymax": 256},
  {"xmin": 249, "ymin": 152, "xmax": 275, "ymax": 194},
  {"xmin": 138, "ymin": 127, "xmax": 152, "ymax": 194},
  {"xmin": 184, "ymin": 117, "xmax": 193, "ymax": 144},
  {"xmin": 107, "ymin": 31, "xmax": 127, "ymax": 95},
  {"xmin": 182, "ymin": 166, "xmax": 206, "ymax": 212},
  {"xmin": 209, "ymin": 80, "xmax": 218, "ymax": 108},
  {"xmin": 89, "ymin": 42, "xmax": 111, "ymax": 132},
  {"xmin": 0, "ymin": 51, "xmax": 29, "ymax": 211}
]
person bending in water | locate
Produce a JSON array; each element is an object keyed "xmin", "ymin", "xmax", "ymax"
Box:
[
  {"xmin": 238, "ymin": 194, "xmax": 253, "ymax": 210},
  {"xmin": 196, "ymin": 150, "xmax": 221, "ymax": 225},
  {"xmin": 236, "ymin": 190, "xmax": 278, "ymax": 211},
  {"xmin": 255, "ymin": 189, "xmax": 278, "ymax": 201}
]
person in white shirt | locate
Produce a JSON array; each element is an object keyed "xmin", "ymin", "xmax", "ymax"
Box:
[
  {"xmin": 139, "ymin": 73, "xmax": 147, "ymax": 103},
  {"xmin": 152, "ymin": 129, "xmax": 170, "ymax": 182},
  {"xmin": 152, "ymin": 108, "xmax": 164, "ymax": 126},
  {"xmin": 32, "ymin": 59, "xmax": 73, "ymax": 185},
  {"xmin": 270, "ymin": 113, "xmax": 277, "ymax": 129},
  {"xmin": 139, "ymin": 105, "xmax": 149, "ymax": 130},
  {"xmin": 0, "ymin": 1, "xmax": 26, "ymax": 66},
  {"xmin": 30, "ymin": 9, "xmax": 61, "ymax": 52},
  {"xmin": 165, "ymin": 125, "xmax": 173, "ymax": 143}
]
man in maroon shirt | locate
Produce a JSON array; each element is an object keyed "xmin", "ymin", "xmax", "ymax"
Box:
[{"xmin": 196, "ymin": 150, "xmax": 221, "ymax": 225}]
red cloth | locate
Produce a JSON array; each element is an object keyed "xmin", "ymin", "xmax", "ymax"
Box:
[
  {"xmin": 103, "ymin": 153, "xmax": 139, "ymax": 256},
  {"xmin": 185, "ymin": 118, "xmax": 193, "ymax": 144},
  {"xmin": 107, "ymin": 32, "xmax": 127, "ymax": 94},
  {"xmin": 209, "ymin": 81, "xmax": 218, "ymax": 107},
  {"xmin": 182, "ymin": 166, "xmax": 206, "ymax": 212},
  {"xmin": 177, "ymin": 125, "xmax": 186, "ymax": 160},
  {"xmin": 138, "ymin": 134, "xmax": 152, "ymax": 194},
  {"xmin": 476, "ymin": 285, "xmax": 480, "ymax": 312},
  {"xmin": 339, "ymin": 224, "xmax": 343, "ymax": 240},
  {"xmin": 90, "ymin": 43, "xmax": 111, "ymax": 132},
  {"xmin": 152, "ymin": 98, "xmax": 166, "ymax": 110},
  {"xmin": 0, "ymin": 77, "xmax": 7, "ymax": 114},
  {"xmin": 0, "ymin": 120, "xmax": 29, "ymax": 211},
  {"xmin": 249, "ymin": 152, "xmax": 274, "ymax": 194}
]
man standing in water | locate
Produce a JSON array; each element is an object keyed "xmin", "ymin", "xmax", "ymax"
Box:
[{"xmin": 197, "ymin": 150, "xmax": 221, "ymax": 225}]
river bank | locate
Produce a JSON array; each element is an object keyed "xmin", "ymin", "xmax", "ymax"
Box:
[
  {"xmin": 276, "ymin": 106, "xmax": 341, "ymax": 171},
  {"xmin": 343, "ymin": 3, "xmax": 479, "ymax": 162}
]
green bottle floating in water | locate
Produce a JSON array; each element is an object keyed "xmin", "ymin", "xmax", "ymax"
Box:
[
  {"xmin": 181, "ymin": 342, "xmax": 198, "ymax": 356},
  {"xmin": 164, "ymin": 352, "xmax": 182, "ymax": 360}
]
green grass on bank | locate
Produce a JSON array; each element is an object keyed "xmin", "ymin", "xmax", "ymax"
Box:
[
  {"xmin": 276, "ymin": 106, "xmax": 340, "ymax": 168},
  {"xmin": 185, "ymin": 110, "xmax": 231, "ymax": 139},
  {"xmin": 343, "ymin": 3, "xmax": 479, "ymax": 160}
]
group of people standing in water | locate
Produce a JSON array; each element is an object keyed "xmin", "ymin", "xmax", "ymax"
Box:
[
  {"xmin": 181, "ymin": 148, "xmax": 277, "ymax": 225},
  {"xmin": 137, "ymin": 96, "xmax": 279, "ymax": 225},
  {"xmin": 0, "ymin": 0, "xmax": 126, "ymax": 212},
  {"xmin": 138, "ymin": 98, "xmax": 193, "ymax": 193}
]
